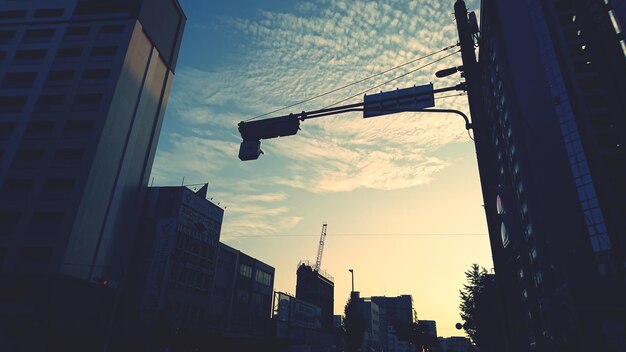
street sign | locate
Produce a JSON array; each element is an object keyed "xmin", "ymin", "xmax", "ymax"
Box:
[{"xmin": 363, "ymin": 83, "xmax": 435, "ymax": 118}]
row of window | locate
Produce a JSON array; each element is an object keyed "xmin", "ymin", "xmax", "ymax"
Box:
[
  {"xmin": 164, "ymin": 299, "xmax": 207, "ymax": 326},
  {"xmin": 0, "ymin": 246, "xmax": 53, "ymax": 274},
  {"xmin": 0, "ymin": 92, "xmax": 103, "ymax": 114},
  {"xmin": 0, "ymin": 24, "xmax": 126, "ymax": 45},
  {"xmin": 168, "ymin": 264, "xmax": 212, "ymax": 295},
  {"xmin": 0, "ymin": 211, "xmax": 64, "ymax": 226},
  {"xmin": 1, "ymin": 68, "xmax": 112, "ymax": 88},
  {"xmin": 3, "ymin": 45, "xmax": 119, "ymax": 66},
  {"xmin": 0, "ymin": 119, "xmax": 94, "ymax": 142},
  {"xmin": 0, "ymin": 8, "xmax": 64, "ymax": 20},
  {"xmin": 238, "ymin": 263, "xmax": 273, "ymax": 286}
]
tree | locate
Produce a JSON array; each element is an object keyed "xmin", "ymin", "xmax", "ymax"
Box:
[
  {"xmin": 343, "ymin": 293, "xmax": 365, "ymax": 352},
  {"xmin": 459, "ymin": 264, "xmax": 506, "ymax": 352},
  {"xmin": 395, "ymin": 321, "xmax": 439, "ymax": 352}
]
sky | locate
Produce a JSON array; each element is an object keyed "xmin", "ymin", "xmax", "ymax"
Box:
[{"xmin": 150, "ymin": 0, "xmax": 492, "ymax": 337}]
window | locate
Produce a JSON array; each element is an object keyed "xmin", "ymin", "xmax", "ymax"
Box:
[
  {"xmin": 14, "ymin": 50, "xmax": 47, "ymax": 65},
  {"xmin": 98, "ymin": 25, "xmax": 125, "ymax": 39},
  {"xmin": 90, "ymin": 46, "xmax": 117, "ymax": 61},
  {"xmin": 81, "ymin": 69, "xmax": 110, "ymax": 85},
  {"xmin": 16, "ymin": 149, "xmax": 44, "ymax": 161},
  {"xmin": 72, "ymin": 93, "xmax": 102, "ymax": 110},
  {"xmin": 34, "ymin": 8, "xmax": 64, "ymax": 18},
  {"xmin": 33, "ymin": 211, "xmax": 64, "ymax": 224},
  {"xmin": 17, "ymin": 247, "xmax": 52, "ymax": 273},
  {"xmin": 0, "ymin": 211, "xmax": 21, "ymax": 226},
  {"xmin": 1, "ymin": 179, "xmax": 33, "ymax": 193},
  {"xmin": 64, "ymin": 26, "xmax": 90, "ymax": 40},
  {"xmin": 240, "ymin": 264, "xmax": 252, "ymax": 278},
  {"xmin": 64, "ymin": 119, "xmax": 93, "ymax": 132},
  {"xmin": 0, "ymin": 96, "xmax": 26, "ymax": 113},
  {"xmin": 2, "ymin": 72, "xmax": 37, "ymax": 88},
  {"xmin": 46, "ymin": 70, "xmax": 73, "ymax": 86},
  {"xmin": 74, "ymin": 2, "xmax": 133, "ymax": 16},
  {"xmin": 255, "ymin": 270, "xmax": 272, "ymax": 286},
  {"xmin": 0, "ymin": 122, "xmax": 15, "ymax": 140},
  {"xmin": 35, "ymin": 95, "xmax": 64, "ymax": 112},
  {"xmin": 23, "ymin": 29, "xmax": 55, "ymax": 43},
  {"xmin": 54, "ymin": 148, "xmax": 84, "ymax": 160},
  {"xmin": 25, "ymin": 121, "xmax": 54, "ymax": 139},
  {"xmin": 0, "ymin": 30, "xmax": 16, "ymax": 44},
  {"xmin": 0, "ymin": 10, "xmax": 26, "ymax": 19},
  {"xmin": 56, "ymin": 47, "xmax": 82, "ymax": 62},
  {"xmin": 236, "ymin": 288, "xmax": 250, "ymax": 303}
]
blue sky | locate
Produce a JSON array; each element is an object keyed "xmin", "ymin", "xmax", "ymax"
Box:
[{"xmin": 151, "ymin": 0, "xmax": 491, "ymax": 337}]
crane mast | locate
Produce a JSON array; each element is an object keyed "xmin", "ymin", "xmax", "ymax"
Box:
[{"xmin": 314, "ymin": 223, "xmax": 328, "ymax": 271}]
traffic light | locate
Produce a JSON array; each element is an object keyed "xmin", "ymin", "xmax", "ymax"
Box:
[
  {"xmin": 238, "ymin": 140, "xmax": 263, "ymax": 161},
  {"xmin": 238, "ymin": 115, "xmax": 300, "ymax": 141}
]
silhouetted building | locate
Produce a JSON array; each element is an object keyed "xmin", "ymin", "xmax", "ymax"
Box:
[
  {"xmin": 122, "ymin": 184, "xmax": 222, "ymax": 349},
  {"xmin": 212, "ymin": 243, "xmax": 275, "ymax": 337},
  {"xmin": 471, "ymin": 0, "xmax": 626, "ymax": 351},
  {"xmin": 371, "ymin": 295, "xmax": 414, "ymax": 352},
  {"xmin": 0, "ymin": 0, "xmax": 185, "ymax": 349},
  {"xmin": 359, "ymin": 296, "xmax": 381, "ymax": 351},
  {"xmin": 436, "ymin": 336, "xmax": 475, "ymax": 352},
  {"xmin": 295, "ymin": 261, "xmax": 334, "ymax": 334},
  {"xmin": 419, "ymin": 320, "xmax": 437, "ymax": 339}
]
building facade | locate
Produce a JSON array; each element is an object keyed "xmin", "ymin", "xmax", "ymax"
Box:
[
  {"xmin": 212, "ymin": 242, "xmax": 275, "ymax": 337},
  {"xmin": 295, "ymin": 261, "xmax": 335, "ymax": 334},
  {"xmin": 0, "ymin": 0, "xmax": 185, "ymax": 349},
  {"xmin": 469, "ymin": 0, "xmax": 626, "ymax": 351},
  {"xmin": 125, "ymin": 185, "xmax": 275, "ymax": 349},
  {"xmin": 370, "ymin": 295, "xmax": 414, "ymax": 352}
]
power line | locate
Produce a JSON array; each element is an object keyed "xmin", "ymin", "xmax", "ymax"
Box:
[
  {"xmin": 322, "ymin": 49, "xmax": 461, "ymax": 110},
  {"xmin": 223, "ymin": 233, "xmax": 487, "ymax": 238},
  {"xmin": 245, "ymin": 44, "xmax": 459, "ymax": 122}
]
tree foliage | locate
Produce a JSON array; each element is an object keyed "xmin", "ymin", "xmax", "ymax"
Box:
[
  {"xmin": 459, "ymin": 264, "xmax": 488, "ymax": 343},
  {"xmin": 343, "ymin": 294, "xmax": 365, "ymax": 352},
  {"xmin": 459, "ymin": 264, "xmax": 506, "ymax": 352}
]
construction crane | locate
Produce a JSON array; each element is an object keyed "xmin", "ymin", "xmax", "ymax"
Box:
[{"xmin": 314, "ymin": 223, "xmax": 328, "ymax": 272}]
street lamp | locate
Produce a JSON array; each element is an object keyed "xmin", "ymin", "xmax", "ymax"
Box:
[{"xmin": 348, "ymin": 269, "xmax": 354, "ymax": 292}]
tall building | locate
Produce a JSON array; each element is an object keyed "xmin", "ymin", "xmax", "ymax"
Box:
[
  {"xmin": 0, "ymin": 0, "xmax": 185, "ymax": 349},
  {"xmin": 126, "ymin": 184, "xmax": 275, "ymax": 350},
  {"xmin": 370, "ymin": 295, "xmax": 414, "ymax": 352},
  {"xmin": 461, "ymin": 0, "xmax": 626, "ymax": 350},
  {"xmin": 358, "ymin": 296, "xmax": 381, "ymax": 351},
  {"xmin": 212, "ymin": 242, "xmax": 275, "ymax": 337},
  {"xmin": 295, "ymin": 261, "xmax": 335, "ymax": 334},
  {"xmin": 124, "ymin": 185, "xmax": 222, "ymax": 349}
]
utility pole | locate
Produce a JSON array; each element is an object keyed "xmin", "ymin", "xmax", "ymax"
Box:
[{"xmin": 453, "ymin": 2, "xmax": 512, "ymax": 352}]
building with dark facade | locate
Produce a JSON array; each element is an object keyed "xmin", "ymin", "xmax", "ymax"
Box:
[
  {"xmin": 295, "ymin": 261, "xmax": 335, "ymax": 334},
  {"xmin": 0, "ymin": 0, "xmax": 185, "ymax": 349},
  {"xmin": 465, "ymin": 0, "xmax": 626, "ymax": 351},
  {"xmin": 358, "ymin": 295, "xmax": 381, "ymax": 351},
  {"xmin": 211, "ymin": 242, "xmax": 275, "ymax": 338},
  {"xmin": 122, "ymin": 184, "xmax": 222, "ymax": 349},
  {"xmin": 124, "ymin": 185, "xmax": 275, "ymax": 350},
  {"xmin": 370, "ymin": 295, "xmax": 414, "ymax": 352}
]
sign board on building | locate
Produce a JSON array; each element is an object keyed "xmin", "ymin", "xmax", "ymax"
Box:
[{"xmin": 363, "ymin": 84, "xmax": 435, "ymax": 118}]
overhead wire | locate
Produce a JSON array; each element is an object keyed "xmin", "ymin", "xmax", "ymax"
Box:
[
  {"xmin": 244, "ymin": 44, "xmax": 459, "ymax": 122},
  {"xmin": 321, "ymin": 49, "xmax": 461, "ymax": 110},
  {"xmin": 223, "ymin": 233, "xmax": 487, "ymax": 238}
]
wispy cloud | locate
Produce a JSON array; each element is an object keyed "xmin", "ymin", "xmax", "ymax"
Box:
[{"xmin": 153, "ymin": 0, "xmax": 479, "ymax": 235}]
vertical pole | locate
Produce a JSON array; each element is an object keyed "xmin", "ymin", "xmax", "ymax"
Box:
[
  {"xmin": 454, "ymin": 2, "xmax": 512, "ymax": 351},
  {"xmin": 349, "ymin": 269, "xmax": 354, "ymax": 292}
]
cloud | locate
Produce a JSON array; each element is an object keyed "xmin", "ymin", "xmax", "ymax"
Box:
[{"xmin": 152, "ymin": 0, "xmax": 480, "ymax": 233}]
